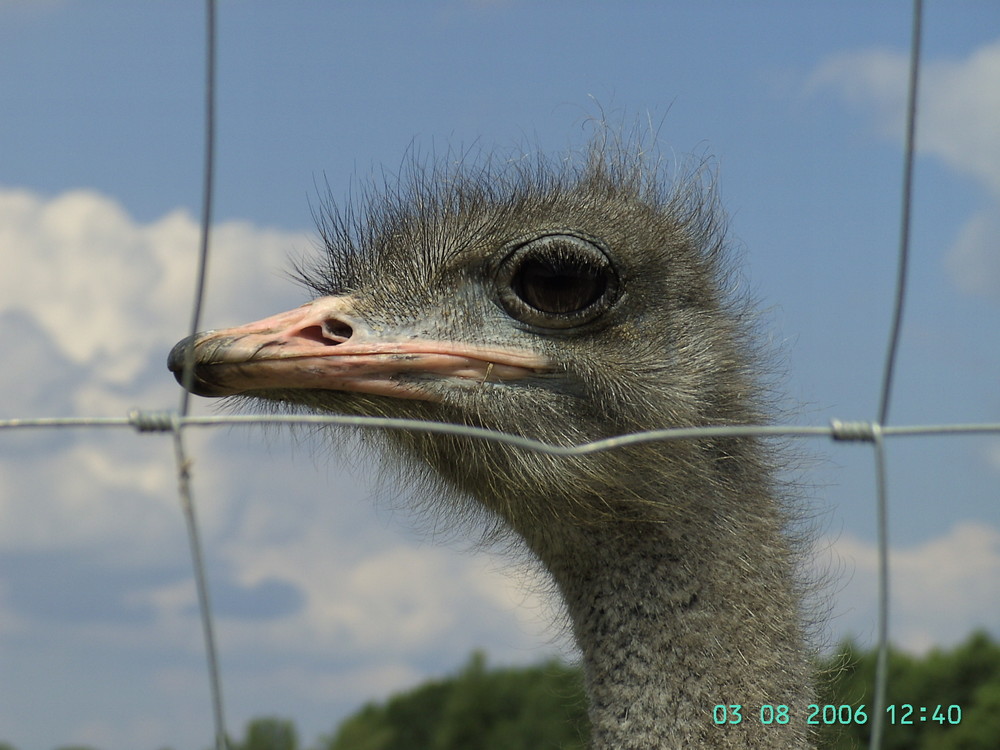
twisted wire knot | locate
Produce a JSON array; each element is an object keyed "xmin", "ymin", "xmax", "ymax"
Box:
[
  {"xmin": 830, "ymin": 419, "xmax": 878, "ymax": 442},
  {"xmin": 128, "ymin": 409, "xmax": 178, "ymax": 433}
]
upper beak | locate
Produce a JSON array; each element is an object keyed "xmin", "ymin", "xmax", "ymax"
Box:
[{"xmin": 168, "ymin": 296, "xmax": 549, "ymax": 401}]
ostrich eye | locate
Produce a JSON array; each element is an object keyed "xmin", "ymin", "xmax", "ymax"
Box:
[
  {"xmin": 497, "ymin": 233, "xmax": 620, "ymax": 329},
  {"xmin": 513, "ymin": 252, "xmax": 605, "ymax": 313}
]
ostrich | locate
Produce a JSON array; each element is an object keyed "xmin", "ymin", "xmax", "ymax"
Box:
[{"xmin": 168, "ymin": 136, "xmax": 816, "ymax": 748}]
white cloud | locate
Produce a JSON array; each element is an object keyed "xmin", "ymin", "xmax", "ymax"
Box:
[
  {"xmin": 919, "ymin": 42, "xmax": 1000, "ymax": 196},
  {"xmin": 810, "ymin": 39, "xmax": 1000, "ymax": 299},
  {"xmin": 817, "ymin": 522, "xmax": 1000, "ymax": 654},
  {"xmin": 223, "ymin": 534, "xmax": 559, "ymax": 655},
  {"xmin": 2, "ymin": 189, "xmax": 173, "ymax": 383},
  {"xmin": 989, "ymin": 440, "xmax": 1000, "ymax": 472},
  {"xmin": 0, "ymin": 187, "xmax": 311, "ymax": 388},
  {"xmin": 0, "ymin": 187, "xmax": 315, "ymax": 559},
  {"xmin": 944, "ymin": 207, "xmax": 1000, "ymax": 298},
  {"xmin": 810, "ymin": 41, "xmax": 1000, "ymax": 193}
]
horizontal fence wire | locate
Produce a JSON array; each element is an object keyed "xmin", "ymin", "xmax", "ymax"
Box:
[
  {"xmin": 3, "ymin": 413, "xmax": 1000, "ymax": 447},
  {"xmin": 5, "ymin": 1, "xmax": 994, "ymax": 748}
]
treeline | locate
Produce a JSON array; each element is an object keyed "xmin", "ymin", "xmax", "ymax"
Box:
[
  {"xmin": 5, "ymin": 630, "xmax": 999, "ymax": 750},
  {"xmin": 812, "ymin": 630, "xmax": 1000, "ymax": 750}
]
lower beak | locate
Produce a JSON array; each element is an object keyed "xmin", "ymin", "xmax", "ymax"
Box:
[{"xmin": 168, "ymin": 296, "xmax": 548, "ymax": 401}]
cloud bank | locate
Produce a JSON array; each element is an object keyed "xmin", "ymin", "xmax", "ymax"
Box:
[{"xmin": 0, "ymin": 187, "xmax": 559, "ymax": 750}]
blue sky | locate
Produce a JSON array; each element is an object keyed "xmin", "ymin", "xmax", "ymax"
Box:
[{"xmin": 1, "ymin": 2, "xmax": 998, "ymax": 749}]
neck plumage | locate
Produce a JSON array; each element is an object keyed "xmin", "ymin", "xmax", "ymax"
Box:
[
  {"xmin": 530, "ymin": 479, "xmax": 815, "ymax": 749},
  {"xmin": 390, "ymin": 404, "xmax": 815, "ymax": 746}
]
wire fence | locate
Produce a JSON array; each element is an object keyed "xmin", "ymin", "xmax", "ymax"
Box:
[{"xmin": 2, "ymin": 1, "xmax": 998, "ymax": 748}]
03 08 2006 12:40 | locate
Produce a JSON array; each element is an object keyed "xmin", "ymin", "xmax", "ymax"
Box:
[{"xmin": 712, "ymin": 703, "xmax": 963, "ymax": 726}]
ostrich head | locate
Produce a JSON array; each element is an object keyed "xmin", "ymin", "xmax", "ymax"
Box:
[
  {"xmin": 168, "ymin": 138, "xmax": 813, "ymax": 748},
  {"xmin": 169, "ymin": 141, "xmax": 771, "ymax": 535}
]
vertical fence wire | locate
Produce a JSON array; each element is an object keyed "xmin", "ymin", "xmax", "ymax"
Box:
[
  {"xmin": 173, "ymin": 1, "xmax": 228, "ymax": 748},
  {"xmin": 868, "ymin": 2, "xmax": 923, "ymax": 748}
]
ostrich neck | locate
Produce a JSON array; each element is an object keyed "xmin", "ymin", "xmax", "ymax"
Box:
[{"xmin": 530, "ymin": 497, "xmax": 814, "ymax": 749}]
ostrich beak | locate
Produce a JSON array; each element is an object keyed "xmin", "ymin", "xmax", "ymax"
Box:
[{"xmin": 168, "ymin": 296, "xmax": 548, "ymax": 400}]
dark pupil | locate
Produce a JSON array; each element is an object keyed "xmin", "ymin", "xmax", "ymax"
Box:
[{"xmin": 513, "ymin": 253, "xmax": 607, "ymax": 314}]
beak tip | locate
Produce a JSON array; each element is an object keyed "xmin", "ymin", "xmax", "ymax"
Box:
[
  {"xmin": 167, "ymin": 335, "xmax": 198, "ymax": 374},
  {"xmin": 168, "ymin": 332, "xmax": 230, "ymax": 397}
]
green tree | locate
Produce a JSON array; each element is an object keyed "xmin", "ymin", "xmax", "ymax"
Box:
[
  {"xmin": 321, "ymin": 652, "xmax": 587, "ymax": 750},
  {"xmin": 323, "ymin": 633, "xmax": 1000, "ymax": 750},
  {"xmin": 431, "ymin": 651, "xmax": 587, "ymax": 750},
  {"xmin": 235, "ymin": 716, "xmax": 298, "ymax": 750},
  {"xmin": 815, "ymin": 630, "xmax": 1000, "ymax": 750}
]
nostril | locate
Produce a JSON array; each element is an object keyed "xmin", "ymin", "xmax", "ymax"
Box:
[
  {"xmin": 297, "ymin": 319, "xmax": 353, "ymax": 345},
  {"xmin": 323, "ymin": 319, "xmax": 353, "ymax": 342}
]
